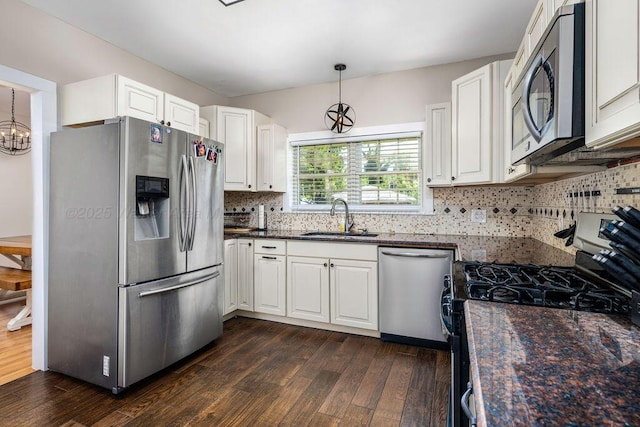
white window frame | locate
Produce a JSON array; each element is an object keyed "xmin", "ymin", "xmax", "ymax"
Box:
[{"xmin": 285, "ymin": 122, "xmax": 434, "ymax": 215}]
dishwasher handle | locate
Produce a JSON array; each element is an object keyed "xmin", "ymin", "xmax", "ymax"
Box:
[{"xmin": 380, "ymin": 251, "xmax": 450, "ymax": 259}]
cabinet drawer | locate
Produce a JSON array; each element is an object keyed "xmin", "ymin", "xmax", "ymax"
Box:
[
  {"xmin": 287, "ymin": 241, "xmax": 377, "ymax": 261},
  {"xmin": 254, "ymin": 239, "xmax": 286, "ymax": 255}
]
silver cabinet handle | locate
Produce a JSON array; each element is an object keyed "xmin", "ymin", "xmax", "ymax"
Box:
[
  {"xmin": 380, "ymin": 251, "xmax": 450, "ymax": 259},
  {"xmin": 139, "ymin": 271, "xmax": 219, "ymax": 297},
  {"xmin": 461, "ymin": 382, "xmax": 477, "ymax": 427}
]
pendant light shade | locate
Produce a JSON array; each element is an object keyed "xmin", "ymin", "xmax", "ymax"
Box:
[{"xmin": 325, "ymin": 64, "xmax": 355, "ymax": 134}]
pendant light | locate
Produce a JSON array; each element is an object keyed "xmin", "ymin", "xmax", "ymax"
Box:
[
  {"xmin": 325, "ymin": 64, "xmax": 356, "ymax": 134},
  {"xmin": 0, "ymin": 89, "xmax": 31, "ymax": 156}
]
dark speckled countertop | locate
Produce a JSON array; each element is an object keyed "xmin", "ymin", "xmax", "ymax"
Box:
[
  {"xmin": 224, "ymin": 230, "xmax": 575, "ymax": 264},
  {"xmin": 465, "ymin": 300, "xmax": 640, "ymax": 426}
]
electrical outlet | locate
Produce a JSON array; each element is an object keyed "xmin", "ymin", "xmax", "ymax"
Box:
[{"xmin": 471, "ymin": 209, "xmax": 487, "ymax": 223}]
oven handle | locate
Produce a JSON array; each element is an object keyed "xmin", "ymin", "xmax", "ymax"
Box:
[
  {"xmin": 461, "ymin": 382, "xmax": 477, "ymax": 427},
  {"xmin": 522, "ymin": 53, "xmax": 555, "ymax": 142}
]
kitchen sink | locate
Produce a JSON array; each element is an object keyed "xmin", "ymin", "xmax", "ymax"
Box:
[{"xmin": 302, "ymin": 231, "xmax": 378, "ymax": 237}]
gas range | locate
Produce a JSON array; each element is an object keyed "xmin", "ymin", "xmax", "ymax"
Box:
[{"xmin": 461, "ymin": 262, "xmax": 630, "ymax": 315}]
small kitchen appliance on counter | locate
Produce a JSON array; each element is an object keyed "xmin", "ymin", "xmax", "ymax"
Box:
[
  {"xmin": 49, "ymin": 117, "xmax": 225, "ymax": 394},
  {"xmin": 441, "ymin": 207, "xmax": 640, "ymax": 427}
]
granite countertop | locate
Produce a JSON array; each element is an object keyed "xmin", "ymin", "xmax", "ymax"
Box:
[
  {"xmin": 465, "ymin": 300, "xmax": 640, "ymax": 426},
  {"xmin": 224, "ymin": 230, "xmax": 575, "ymax": 264}
]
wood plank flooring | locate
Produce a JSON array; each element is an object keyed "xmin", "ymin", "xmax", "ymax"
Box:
[
  {"xmin": 0, "ymin": 317, "xmax": 450, "ymax": 426},
  {"xmin": 0, "ymin": 300, "xmax": 33, "ymax": 386}
]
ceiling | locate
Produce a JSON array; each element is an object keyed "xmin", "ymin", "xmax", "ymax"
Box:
[{"xmin": 20, "ymin": 0, "xmax": 537, "ymax": 98}]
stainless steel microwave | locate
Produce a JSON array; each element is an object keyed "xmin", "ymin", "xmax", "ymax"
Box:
[{"xmin": 511, "ymin": 3, "xmax": 585, "ymax": 166}]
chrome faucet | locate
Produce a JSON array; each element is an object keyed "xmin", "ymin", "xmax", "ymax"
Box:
[{"xmin": 330, "ymin": 198, "xmax": 353, "ymax": 233}]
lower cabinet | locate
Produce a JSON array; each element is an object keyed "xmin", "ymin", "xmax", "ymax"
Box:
[
  {"xmin": 286, "ymin": 241, "xmax": 379, "ymax": 331},
  {"xmin": 223, "ymin": 239, "xmax": 238, "ymax": 315},
  {"xmin": 237, "ymin": 239, "xmax": 254, "ymax": 311},
  {"xmin": 254, "ymin": 240, "xmax": 287, "ymax": 316},
  {"xmin": 223, "ymin": 238, "xmax": 253, "ymax": 315},
  {"xmin": 287, "ymin": 256, "xmax": 330, "ymax": 322},
  {"xmin": 330, "ymin": 259, "xmax": 378, "ymax": 330}
]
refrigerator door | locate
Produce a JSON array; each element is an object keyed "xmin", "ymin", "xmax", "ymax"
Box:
[
  {"xmin": 119, "ymin": 117, "xmax": 187, "ymax": 285},
  {"xmin": 118, "ymin": 266, "xmax": 222, "ymax": 389},
  {"xmin": 186, "ymin": 136, "xmax": 224, "ymax": 271}
]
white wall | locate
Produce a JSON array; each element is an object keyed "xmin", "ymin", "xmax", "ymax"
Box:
[
  {"xmin": 0, "ymin": 0, "xmax": 228, "ymax": 107},
  {"xmin": 229, "ymin": 53, "xmax": 513, "ymax": 133}
]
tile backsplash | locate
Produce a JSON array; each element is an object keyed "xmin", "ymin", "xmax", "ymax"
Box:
[{"xmin": 225, "ymin": 162, "xmax": 640, "ymax": 253}]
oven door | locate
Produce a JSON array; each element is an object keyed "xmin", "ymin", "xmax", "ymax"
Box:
[{"xmin": 441, "ymin": 275, "xmax": 470, "ymax": 427}]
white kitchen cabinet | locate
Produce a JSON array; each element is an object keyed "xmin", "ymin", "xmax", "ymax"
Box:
[
  {"xmin": 287, "ymin": 241, "xmax": 378, "ymax": 331},
  {"xmin": 201, "ymin": 106, "xmax": 273, "ymax": 191},
  {"xmin": 223, "ymin": 239, "xmax": 238, "ymax": 315},
  {"xmin": 287, "ymin": 256, "xmax": 330, "ymax": 323},
  {"xmin": 253, "ymin": 239, "xmax": 286, "ymax": 316},
  {"xmin": 424, "ymin": 103, "xmax": 452, "ymax": 187},
  {"xmin": 512, "ymin": 40, "xmax": 527, "ymax": 83},
  {"xmin": 257, "ymin": 123, "xmax": 288, "ymax": 192},
  {"xmin": 585, "ymin": 0, "xmax": 640, "ymax": 150},
  {"xmin": 223, "ymin": 238, "xmax": 253, "ymax": 315},
  {"xmin": 60, "ymin": 74, "xmax": 199, "ymax": 133},
  {"xmin": 525, "ymin": 0, "xmax": 550, "ymax": 57},
  {"xmin": 451, "ymin": 60, "xmax": 510, "ymax": 185},
  {"xmin": 503, "ymin": 65, "xmax": 533, "ymax": 183},
  {"xmin": 546, "ymin": 0, "xmax": 581, "ymax": 17},
  {"xmin": 199, "ymin": 117, "xmax": 210, "ymax": 139},
  {"xmin": 237, "ymin": 239, "xmax": 254, "ymax": 311},
  {"xmin": 330, "ymin": 259, "xmax": 378, "ymax": 331}
]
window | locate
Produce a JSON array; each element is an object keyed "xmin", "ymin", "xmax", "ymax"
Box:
[{"xmin": 289, "ymin": 125, "xmax": 429, "ymax": 213}]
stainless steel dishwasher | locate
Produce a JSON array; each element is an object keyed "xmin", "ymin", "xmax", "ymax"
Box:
[{"xmin": 378, "ymin": 247, "xmax": 453, "ymax": 348}]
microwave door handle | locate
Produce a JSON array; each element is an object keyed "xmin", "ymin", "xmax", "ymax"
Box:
[
  {"xmin": 523, "ymin": 54, "xmax": 556, "ymax": 143},
  {"xmin": 523, "ymin": 54, "xmax": 545, "ymax": 142}
]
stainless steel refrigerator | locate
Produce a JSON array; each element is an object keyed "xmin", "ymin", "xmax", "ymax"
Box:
[{"xmin": 48, "ymin": 116, "xmax": 224, "ymax": 393}]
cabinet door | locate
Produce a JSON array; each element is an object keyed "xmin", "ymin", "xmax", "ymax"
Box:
[
  {"xmin": 330, "ymin": 259, "xmax": 378, "ymax": 331},
  {"xmin": 503, "ymin": 66, "xmax": 532, "ymax": 182},
  {"xmin": 237, "ymin": 239, "xmax": 254, "ymax": 311},
  {"xmin": 164, "ymin": 94, "xmax": 199, "ymax": 134},
  {"xmin": 525, "ymin": 0, "xmax": 549, "ymax": 55},
  {"xmin": 199, "ymin": 117, "xmax": 210, "ymax": 139},
  {"xmin": 586, "ymin": 0, "xmax": 640, "ymax": 149},
  {"xmin": 257, "ymin": 124, "xmax": 288, "ymax": 192},
  {"xmin": 117, "ymin": 76, "xmax": 164, "ymax": 124},
  {"xmin": 287, "ymin": 256, "xmax": 330, "ymax": 323},
  {"xmin": 256, "ymin": 124, "xmax": 273, "ymax": 192},
  {"xmin": 451, "ymin": 64, "xmax": 493, "ymax": 184},
  {"xmin": 217, "ymin": 107, "xmax": 255, "ymax": 191},
  {"xmin": 254, "ymin": 254, "xmax": 286, "ymax": 316},
  {"xmin": 512, "ymin": 40, "xmax": 527, "ymax": 83},
  {"xmin": 424, "ymin": 103, "xmax": 452, "ymax": 187},
  {"xmin": 223, "ymin": 239, "xmax": 238, "ymax": 315}
]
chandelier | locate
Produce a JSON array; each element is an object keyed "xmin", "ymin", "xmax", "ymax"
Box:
[
  {"xmin": 325, "ymin": 64, "xmax": 356, "ymax": 134},
  {"xmin": 0, "ymin": 89, "xmax": 31, "ymax": 156}
]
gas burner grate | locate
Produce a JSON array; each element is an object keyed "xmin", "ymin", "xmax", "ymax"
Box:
[{"xmin": 463, "ymin": 262, "xmax": 630, "ymax": 315}]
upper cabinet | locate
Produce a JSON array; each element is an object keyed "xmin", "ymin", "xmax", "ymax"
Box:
[
  {"xmin": 201, "ymin": 105, "xmax": 287, "ymax": 192},
  {"xmin": 450, "ymin": 60, "xmax": 511, "ymax": 185},
  {"xmin": 424, "ymin": 103, "xmax": 452, "ymax": 187},
  {"xmin": 585, "ymin": 0, "xmax": 640, "ymax": 150},
  {"xmin": 525, "ymin": 0, "xmax": 550, "ymax": 57},
  {"xmin": 60, "ymin": 74, "xmax": 199, "ymax": 134},
  {"xmin": 257, "ymin": 123, "xmax": 287, "ymax": 192},
  {"xmin": 198, "ymin": 117, "xmax": 210, "ymax": 139}
]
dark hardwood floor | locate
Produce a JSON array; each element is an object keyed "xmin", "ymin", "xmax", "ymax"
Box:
[{"xmin": 0, "ymin": 317, "xmax": 450, "ymax": 426}]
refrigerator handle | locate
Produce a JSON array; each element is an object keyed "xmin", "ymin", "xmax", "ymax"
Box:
[
  {"xmin": 179, "ymin": 154, "xmax": 189, "ymax": 252},
  {"xmin": 188, "ymin": 156, "xmax": 198, "ymax": 251}
]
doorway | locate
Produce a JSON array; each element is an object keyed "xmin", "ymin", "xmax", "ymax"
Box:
[{"xmin": 0, "ymin": 65, "xmax": 57, "ymax": 377}]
